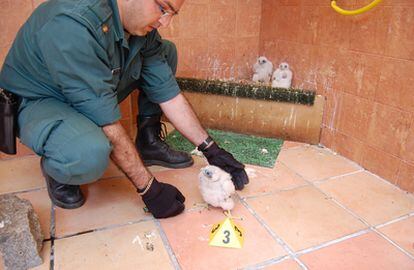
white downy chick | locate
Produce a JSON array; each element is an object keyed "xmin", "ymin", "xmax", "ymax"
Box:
[
  {"xmin": 252, "ymin": 56, "xmax": 273, "ymax": 84},
  {"xmin": 272, "ymin": 62, "xmax": 293, "ymax": 89},
  {"xmin": 198, "ymin": 165, "xmax": 236, "ymax": 211}
]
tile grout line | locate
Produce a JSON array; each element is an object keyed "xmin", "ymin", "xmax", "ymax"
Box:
[
  {"xmin": 49, "ymin": 205, "xmax": 56, "ymax": 270},
  {"xmin": 324, "ymin": 196, "xmax": 414, "ymax": 260},
  {"xmin": 289, "ymin": 144, "xmax": 364, "ymax": 172},
  {"xmin": 239, "ymin": 183, "xmax": 310, "ymax": 200},
  {"xmin": 312, "ymin": 179, "xmax": 414, "ymax": 260},
  {"xmin": 312, "ymin": 169, "xmax": 364, "ymax": 184},
  {"xmin": 311, "ymin": 145, "xmax": 413, "ymax": 199},
  {"xmin": 312, "ymin": 175, "xmax": 414, "ymax": 260},
  {"xmin": 247, "ymin": 145, "xmax": 362, "ymax": 269},
  {"xmin": 295, "ymin": 229, "xmax": 371, "ymax": 256},
  {"xmin": 318, "ymin": 145, "xmax": 364, "ymax": 169},
  {"xmin": 54, "ymin": 216, "xmax": 155, "ymax": 240},
  {"xmin": 0, "ymin": 154, "xmax": 37, "ymax": 162},
  {"xmin": 363, "ymin": 169, "xmax": 414, "ymax": 199},
  {"xmin": 278, "ymin": 158, "xmax": 362, "ymax": 185},
  {"xmin": 238, "ymin": 196, "xmax": 309, "ymax": 270},
  {"xmin": 372, "ymin": 227, "xmax": 414, "ymax": 260},
  {"xmin": 269, "ymin": 158, "xmax": 369, "ymax": 227},
  {"xmin": 279, "ymin": 154, "xmax": 412, "ymax": 229},
  {"xmin": 51, "ymin": 213, "xmax": 186, "ymax": 267},
  {"xmin": 241, "ymin": 188, "xmax": 403, "ymax": 267},
  {"xmin": 292, "ymin": 257, "xmax": 309, "ymax": 270},
  {"xmin": 242, "ymin": 191, "xmax": 414, "ymax": 269},
  {"xmin": 278, "ymin": 155, "xmax": 414, "ymax": 261},
  {"xmin": 3, "ymin": 186, "xmax": 47, "ymax": 196},
  {"xmin": 375, "ymin": 212, "xmax": 414, "ymax": 229},
  {"xmin": 154, "ymin": 219, "xmax": 182, "ymax": 270},
  {"xmin": 329, "ymin": 197, "xmax": 372, "ymax": 227},
  {"xmin": 241, "ymin": 255, "xmax": 291, "ymax": 270}
]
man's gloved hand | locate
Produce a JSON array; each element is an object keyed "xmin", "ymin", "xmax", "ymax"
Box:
[
  {"xmin": 139, "ymin": 177, "xmax": 185, "ymax": 218},
  {"xmin": 201, "ymin": 142, "xmax": 249, "ymax": 190}
]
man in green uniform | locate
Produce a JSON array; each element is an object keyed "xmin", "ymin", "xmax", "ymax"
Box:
[{"xmin": 0, "ymin": 0, "xmax": 249, "ymax": 218}]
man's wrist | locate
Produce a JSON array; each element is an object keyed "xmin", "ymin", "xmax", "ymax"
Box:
[
  {"xmin": 138, "ymin": 176, "xmax": 154, "ymax": 195},
  {"xmin": 197, "ymin": 136, "xmax": 214, "ymax": 151}
]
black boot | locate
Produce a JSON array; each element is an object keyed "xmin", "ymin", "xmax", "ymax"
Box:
[
  {"xmin": 41, "ymin": 158, "xmax": 85, "ymax": 209},
  {"xmin": 135, "ymin": 115, "xmax": 193, "ymax": 168}
]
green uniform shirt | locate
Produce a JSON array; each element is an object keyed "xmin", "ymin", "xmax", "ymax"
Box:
[{"xmin": 0, "ymin": 0, "xmax": 180, "ymax": 126}]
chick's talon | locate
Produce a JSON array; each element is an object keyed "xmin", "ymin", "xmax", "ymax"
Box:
[{"xmin": 224, "ymin": 210, "xmax": 243, "ymax": 221}]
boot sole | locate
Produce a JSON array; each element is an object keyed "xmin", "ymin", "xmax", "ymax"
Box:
[
  {"xmin": 143, "ymin": 159, "xmax": 194, "ymax": 169},
  {"xmin": 41, "ymin": 160, "xmax": 85, "ymax": 209}
]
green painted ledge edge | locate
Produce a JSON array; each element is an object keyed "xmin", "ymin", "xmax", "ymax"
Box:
[{"xmin": 177, "ymin": 77, "xmax": 316, "ymax": 106}]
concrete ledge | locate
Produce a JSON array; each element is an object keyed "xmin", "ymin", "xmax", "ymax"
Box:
[
  {"xmin": 183, "ymin": 92, "xmax": 324, "ymax": 144},
  {"xmin": 177, "ymin": 77, "xmax": 316, "ymax": 106}
]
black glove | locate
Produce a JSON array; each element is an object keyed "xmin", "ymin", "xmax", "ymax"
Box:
[
  {"xmin": 139, "ymin": 178, "xmax": 185, "ymax": 219},
  {"xmin": 201, "ymin": 142, "xmax": 249, "ymax": 190}
]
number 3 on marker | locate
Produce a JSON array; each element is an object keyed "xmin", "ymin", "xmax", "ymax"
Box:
[{"xmin": 222, "ymin": 230, "xmax": 230, "ymax": 244}]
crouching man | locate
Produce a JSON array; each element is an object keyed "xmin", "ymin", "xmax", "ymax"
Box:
[{"xmin": 0, "ymin": 0, "xmax": 248, "ymax": 218}]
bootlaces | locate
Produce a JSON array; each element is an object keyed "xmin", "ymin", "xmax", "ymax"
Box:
[
  {"xmin": 153, "ymin": 122, "xmax": 170, "ymax": 151},
  {"xmin": 158, "ymin": 122, "xmax": 168, "ymax": 141}
]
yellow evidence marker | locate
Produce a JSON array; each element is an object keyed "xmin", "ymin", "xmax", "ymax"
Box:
[{"xmin": 209, "ymin": 217, "xmax": 244, "ymax": 248}]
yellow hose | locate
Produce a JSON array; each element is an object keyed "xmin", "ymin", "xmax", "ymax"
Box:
[{"xmin": 331, "ymin": 0, "xmax": 382, "ymax": 16}]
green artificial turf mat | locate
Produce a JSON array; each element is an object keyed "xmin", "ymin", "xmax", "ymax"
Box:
[{"xmin": 165, "ymin": 129, "xmax": 284, "ymax": 168}]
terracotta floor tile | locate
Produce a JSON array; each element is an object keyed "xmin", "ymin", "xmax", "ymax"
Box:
[
  {"xmin": 277, "ymin": 146, "xmax": 361, "ymax": 182},
  {"xmin": 317, "ymin": 172, "xmax": 414, "ymax": 225},
  {"xmin": 282, "ymin": 141, "xmax": 308, "ymax": 150},
  {"xmin": 147, "ymin": 165, "xmax": 172, "ymax": 173},
  {"xmin": 153, "ymin": 166, "xmax": 206, "ymax": 211},
  {"xmin": 263, "ymin": 259, "xmax": 302, "ymax": 270},
  {"xmin": 191, "ymin": 155, "xmax": 209, "ymax": 167},
  {"xmin": 247, "ymin": 186, "xmax": 366, "ymax": 251},
  {"xmin": 301, "ymin": 232, "xmax": 414, "ymax": 270},
  {"xmin": 378, "ymin": 216, "xmax": 414, "ymax": 256},
  {"xmin": 55, "ymin": 177, "xmax": 147, "ymax": 237},
  {"xmin": 4, "ymin": 134, "xmax": 414, "ymax": 269},
  {"xmin": 102, "ymin": 160, "xmax": 179, "ymax": 178},
  {"xmin": 160, "ymin": 202, "xmax": 286, "ymax": 270},
  {"xmin": 101, "ymin": 161, "xmax": 124, "ymax": 179},
  {"xmin": 17, "ymin": 189, "xmax": 52, "ymax": 239},
  {"xmin": 238, "ymin": 163, "xmax": 308, "ymax": 198},
  {"xmin": 54, "ymin": 221, "xmax": 174, "ymax": 270},
  {"xmin": 0, "ymin": 241, "xmax": 50, "ymax": 270},
  {"xmin": 0, "ymin": 156, "xmax": 44, "ymax": 194}
]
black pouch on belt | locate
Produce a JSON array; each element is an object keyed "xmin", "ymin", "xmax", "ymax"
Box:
[{"xmin": 0, "ymin": 88, "xmax": 20, "ymax": 155}]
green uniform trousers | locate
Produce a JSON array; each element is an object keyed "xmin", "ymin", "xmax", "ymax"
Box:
[{"xmin": 18, "ymin": 40, "xmax": 178, "ymax": 185}]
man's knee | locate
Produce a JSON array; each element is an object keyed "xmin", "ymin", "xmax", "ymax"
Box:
[
  {"xmin": 60, "ymin": 129, "xmax": 111, "ymax": 185},
  {"xmin": 44, "ymin": 128, "xmax": 111, "ymax": 185},
  {"xmin": 18, "ymin": 98, "xmax": 112, "ymax": 185}
]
